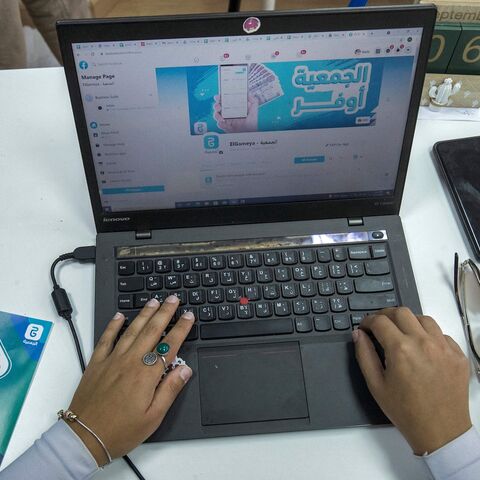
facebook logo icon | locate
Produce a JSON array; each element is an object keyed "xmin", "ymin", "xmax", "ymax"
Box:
[
  {"xmin": 79, "ymin": 60, "xmax": 89, "ymax": 70},
  {"xmin": 204, "ymin": 135, "xmax": 219, "ymax": 150}
]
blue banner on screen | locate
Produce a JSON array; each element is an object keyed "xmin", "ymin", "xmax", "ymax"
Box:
[{"xmin": 156, "ymin": 56, "xmax": 413, "ymax": 134}]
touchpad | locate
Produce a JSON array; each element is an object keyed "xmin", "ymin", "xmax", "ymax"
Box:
[{"xmin": 198, "ymin": 342, "xmax": 309, "ymax": 426}]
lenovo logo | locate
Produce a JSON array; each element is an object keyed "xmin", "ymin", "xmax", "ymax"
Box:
[{"xmin": 103, "ymin": 217, "xmax": 130, "ymax": 222}]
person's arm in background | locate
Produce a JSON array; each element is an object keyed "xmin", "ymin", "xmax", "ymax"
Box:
[
  {"xmin": 22, "ymin": 0, "xmax": 90, "ymax": 63},
  {"xmin": 0, "ymin": 0, "xmax": 27, "ymax": 69},
  {"xmin": 354, "ymin": 307, "xmax": 480, "ymax": 480},
  {"xmin": 0, "ymin": 295, "xmax": 194, "ymax": 479}
]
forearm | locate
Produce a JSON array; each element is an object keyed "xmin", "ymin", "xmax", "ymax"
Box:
[
  {"xmin": 420, "ymin": 426, "xmax": 480, "ymax": 480},
  {"xmin": 0, "ymin": 420, "xmax": 98, "ymax": 480}
]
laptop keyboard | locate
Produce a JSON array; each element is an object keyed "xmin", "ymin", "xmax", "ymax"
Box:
[{"xmin": 114, "ymin": 237, "xmax": 398, "ymax": 342}]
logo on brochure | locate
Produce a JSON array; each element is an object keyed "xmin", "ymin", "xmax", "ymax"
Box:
[
  {"xmin": 24, "ymin": 324, "xmax": 44, "ymax": 342},
  {"xmin": 204, "ymin": 135, "xmax": 219, "ymax": 150},
  {"xmin": 193, "ymin": 121, "xmax": 208, "ymax": 135},
  {"xmin": 79, "ymin": 60, "xmax": 89, "ymax": 70},
  {"xmin": 0, "ymin": 339, "xmax": 12, "ymax": 380},
  {"xmin": 243, "ymin": 17, "xmax": 261, "ymax": 34}
]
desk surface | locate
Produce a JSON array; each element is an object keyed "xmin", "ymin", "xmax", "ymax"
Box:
[{"xmin": 0, "ymin": 67, "xmax": 479, "ymax": 480}]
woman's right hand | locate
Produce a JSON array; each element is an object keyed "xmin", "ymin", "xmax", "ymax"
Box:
[{"xmin": 65, "ymin": 295, "xmax": 194, "ymax": 466}]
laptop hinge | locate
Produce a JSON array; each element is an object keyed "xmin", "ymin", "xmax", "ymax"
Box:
[
  {"xmin": 348, "ymin": 217, "xmax": 364, "ymax": 227},
  {"xmin": 135, "ymin": 230, "xmax": 152, "ymax": 240}
]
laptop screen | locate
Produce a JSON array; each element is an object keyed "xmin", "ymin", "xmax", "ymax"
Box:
[{"xmin": 72, "ymin": 27, "xmax": 423, "ymax": 213}]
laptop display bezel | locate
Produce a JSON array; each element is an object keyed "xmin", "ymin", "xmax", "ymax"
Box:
[{"xmin": 57, "ymin": 6, "xmax": 436, "ymax": 233}]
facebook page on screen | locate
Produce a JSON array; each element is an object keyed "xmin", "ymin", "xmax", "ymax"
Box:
[{"xmin": 73, "ymin": 28, "xmax": 422, "ymax": 213}]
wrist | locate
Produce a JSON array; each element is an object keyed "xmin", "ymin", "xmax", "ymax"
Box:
[{"xmin": 62, "ymin": 419, "xmax": 110, "ymax": 467}]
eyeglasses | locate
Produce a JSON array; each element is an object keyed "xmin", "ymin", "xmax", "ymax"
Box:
[{"xmin": 454, "ymin": 253, "xmax": 480, "ymax": 377}]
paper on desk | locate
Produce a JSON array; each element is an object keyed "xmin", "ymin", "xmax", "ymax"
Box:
[
  {"xmin": 0, "ymin": 312, "xmax": 53, "ymax": 465},
  {"xmin": 418, "ymin": 106, "xmax": 480, "ymax": 122}
]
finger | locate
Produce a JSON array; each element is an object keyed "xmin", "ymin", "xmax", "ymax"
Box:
[
  {"xmin": 444, "ymin": 334, "xmax": 465, "ymax": 355},
  {"xmin": 379, "ymin": 307, "xmax": 426, "ymax": 336},
  {"xmin": 91, "ymin": 312, "xmax": 125, "ymax": 363},
  {"xmin": 149, "ymin": 365, "xmax": 193, "ymax": 421},
  {"xmin": 360, "ymin": 313, "xmax": 403, "ymax": 350},
  {"xmin": 417, "ymin": 315, "xmax": 445, "ymax": 338},
  {"xmin": 353, "ymin": 329, "xmax": 385, "ymax": 398},
  {"xmin": 115, "ymin": 298, "xmax": 161, "ymax": 354},
  {"xmin": 130, "ymin": 295, "xmax": 180, "ymax": 354}
]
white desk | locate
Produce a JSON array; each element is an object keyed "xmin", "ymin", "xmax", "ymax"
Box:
[{"xmin": 0, "ymin": 67, "xmax": 479, "ymax": 479}]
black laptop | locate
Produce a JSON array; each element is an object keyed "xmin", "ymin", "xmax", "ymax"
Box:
[{"xmin": 57, "ymin": 5, "xmax": 436, "ymax": 441}]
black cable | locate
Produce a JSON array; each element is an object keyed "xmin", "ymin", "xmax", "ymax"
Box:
[{"xmin": 51, "ymin": 248, "xmax": 146, "ymax": 480}]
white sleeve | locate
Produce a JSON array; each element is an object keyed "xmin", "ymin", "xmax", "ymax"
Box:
[
  {"xmin": 421, "ymin": 427, "xmax": 480, "ymax": 480},
  {"xmin": 0, "ymin": 420, "xmax": 99, "ymax": 480}
]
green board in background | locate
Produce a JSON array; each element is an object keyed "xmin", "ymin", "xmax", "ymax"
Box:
[
  {"xmin": 447, "ymin": 23, "xmax": 480, "ymax": 74},
  {"xmin": 427, "ymin": 23, "xmax": 462, "ymax": 73}
]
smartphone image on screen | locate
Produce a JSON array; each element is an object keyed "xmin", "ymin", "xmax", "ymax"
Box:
[
  {"xmin": 434, "ymin": 136, "xmax": 480, "ymax": 260},
  {"xmin": 219, "ymin": 64, "xmax": 248, "ymax": 119}
]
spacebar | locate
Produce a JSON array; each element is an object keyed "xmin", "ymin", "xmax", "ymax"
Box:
[{"xmin": 201, "ymin": 319, "xmax": 294, "ymax": 340}]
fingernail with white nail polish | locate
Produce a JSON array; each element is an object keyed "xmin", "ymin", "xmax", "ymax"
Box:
[
  {"xmin": 165, "ymin": 295, "xmax": 179, "ymax": 304},
  {"xmin": 183, "ymin": 311, "xmax": 195, "ymax": 320},
  {"xmin": 146, "ymin": 298, "xmax": 160, "ymax": 307},
  {"xmin": 179, "ymin": 365, "xmax": 192, "ymax": 383},
  {"xmin": 113, "ymin": 312, "xmax": 124, "ymax": 320}
]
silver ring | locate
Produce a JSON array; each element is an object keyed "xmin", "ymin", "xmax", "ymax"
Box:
[
  {"xmin": 158, "ymin": 354, "xmax": 168, "ymax": 373},
  {"xmin": 142, "ymin": 352, "xmax": 158, "ymax": 366}
]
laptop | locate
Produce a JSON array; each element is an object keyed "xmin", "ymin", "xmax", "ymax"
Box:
[{"xmin": 57, "ymin": 5, "xmax": 436, "ymax": 442}]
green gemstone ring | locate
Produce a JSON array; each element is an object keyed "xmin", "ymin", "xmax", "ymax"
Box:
[{"xmin": 156, "ymin": 342, "xmax": 170, "ymax": 355}]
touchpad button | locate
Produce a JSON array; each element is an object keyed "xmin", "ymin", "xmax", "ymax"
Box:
[{"xmin": 198, "ymin": 342, "xmax": 309, "ymax": 426}]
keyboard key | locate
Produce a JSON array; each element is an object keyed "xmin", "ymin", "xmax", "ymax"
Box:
[
  {"xmin": 263, "ymin": 284, "xmax": 280, "ymax": 300},
  {"xmin": 264, "ymin": 252, "xmax": 280, "ymax": 266},
  {"xmin": 317, "ymin": 248, "xmax": 331, "ymax": 263},
  {"xmin": 349, "ymin": 293, "xmax": 397, "ymax": 310},
  {"xmin": 155, "ymin": 258, "xmax": 171, "ymax": 273},
  {"xmin": 329, "ymin": 264, "xmax": 346, "ymax": 278},
  {"xmin": 293, "ymin": 299, "xmax": 310, "ymax": 315},
  {"xmin": 226, "ymin": 287, "xmax": 243, "ymax": 302},
  {"xmin": 137, "ymin": 260, "xmax": 153, "ymax": 274},
  {"xmin": 189, "ymin": 289, "xmax": 206, "ymax": 305},
  {"xmin": 318, "ymin": 280, "xmax": 334, "ymax": 296},
  {"xmin": 355, "ymin": 276, "xmax": 394, "ymax": 293},
  {"xmin": 256, "ymin": 302, "xmax": 272, "ymax": 317},
  {"xmin": 348, "ymin": 246, "xmax": 371, "ymax": 260},
  {"xmin": 314, "ymin": 315, "xmax": 331, "ymax": 332},
  {"xmin": 199, "ymin": 306, "xmax": 216, "ymax": 322},
  {"xmin": 202, "ymin": 272, "xmax": 218, "ymax": 286},
  {"xmin": 221, "ymin": 271, "xmax": 236, "ymax": 285},
  {"xmin": 210, "ymin": 255, "xmax": 226, "ymax": 269},
  {"xmin": 293, "ymin": 266, "xmax": 309, "ymax": 280},
  {"xmin": 170, "ymin": 291, "xmax": 187, "ymax": 305},
  {"xmin": 118, "ymin": 261, "xmax": 134, "ymax": 276},
  {"xmin": 183, "ymin": 273, "xmax": 200, "ymax": 288},
  {"xmin": 333, "ymin": 314, "xmax": 351, "ymax": 330},
  {"xmin": 300, "ymin": 282, "xmax": 316, "ymax": 297},
  {"xmin": 120, "ymin": 309, "xmax": 140, "ymax": 324},
  {"xmin": 311, "ymin": 265, "xmax": 327, "ymax": 279},
  {"xmin": 330, "ymin": 296, "xmax": 348, "ymax": 312},
  {"xmin": 299, "ymin": 249, "xmax": 315, "ymax": 264},
  {"xmin": 185, "ymin": 324, "xmax": 198, "ymax": 341},
  {"xmin": 118, "ymin": 294, "xmax": 133, "ymax": 309},
  {"xmin": 228, "ymin": 254, "xmax": 244, "ymax": 268},
  {"xmin": 218, "ymin": 304, "xmax": 234, "ymax": 320},
  {"xmin": 295, "ymin": 316, "xmax": 313, "ymax": 333},
  {"xmin": 207, "ymin": 288, "xmax": 224, "ymax": 303},
  {"xmin": 274, "ymin": 300, "xmax": 291, "ymax": 316},
  {"xmin": 365, "ymin": 260, "xmax": 390, "ymax": 276},
  {"xmin": 351, "ymin": 313, "xmax": 366, "ymax": 326},
  {"xmin": 237, "ymin": 304, "xmax": 254, "ymax": 319},
  {"xmin": 239, "ymin": 270, "xmax": 254, "ymax": 284},
  {"xmin": 146, "ymin": 275, "xmax": 162, "ymax": 290},
  {"xmin": 311, "ymin": 298, "xmax": 328, "ymax": 314},
  {"xmin": 336, "ymin": 279, "xmax": 353, "ymax": 294},
  {"xmin": 178, "ymin": 306, "xmax": 198, "ymax": 319},
  {"xmin": 257, "ymin": 268, "xmax": 273, "ymax": 283},
  {"xmin": 347, "ymin": 262, "xmax": 364, "ymax": 277},
  {"xmin": 173, "ymin": 257, "xmax": 190, "ymax": 272},
  {"xmin": 150, "ymin": 291, "xmax": 167, "ymax": 303},
  {"xmin": 282, "ymin": 283, "xmax": 298, "ymax": 298},
  {"xmin": 281, "ymin": 250, "xmax": 297, "ymax": 265},
  {"xmin": 118, "ymin": 277, "xmax": 144, "ymax": 292},
  {"xmin": 201, "ymin": 318, "xmax": 294, "ymax": 340},
  {"xmin": 192, "ymin": 256, "xmax": 208, "ymax": 270},
  {"xmin": 134, "ymin": 293, "xmax": 150, "ymax": 308},
  {"xmin": 165, "ymin": 274, "xmax": 181, "ymax": 289},
  {"xmin": 333, "ymin": 247, "xmax": 347, "ymax": 261},
  {"xmin": 245, "ymin": 285, "xmax": 260, "ymax": 301},
  {"xmin": 371, "ymin": 244, "xmax": 387, "ymax": 259},
  {"xmin": 246, "ymin": 252, "xmax": 262, "ymax": 267},
  {"xmin": 275, "ymin": 266, "xmax": 291, "ymax": 282}
]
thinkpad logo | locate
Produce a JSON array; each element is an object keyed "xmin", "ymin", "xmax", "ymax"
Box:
[{"xmin": 103, "ymin": 217, "xmax": 130, "ymax": 222}]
